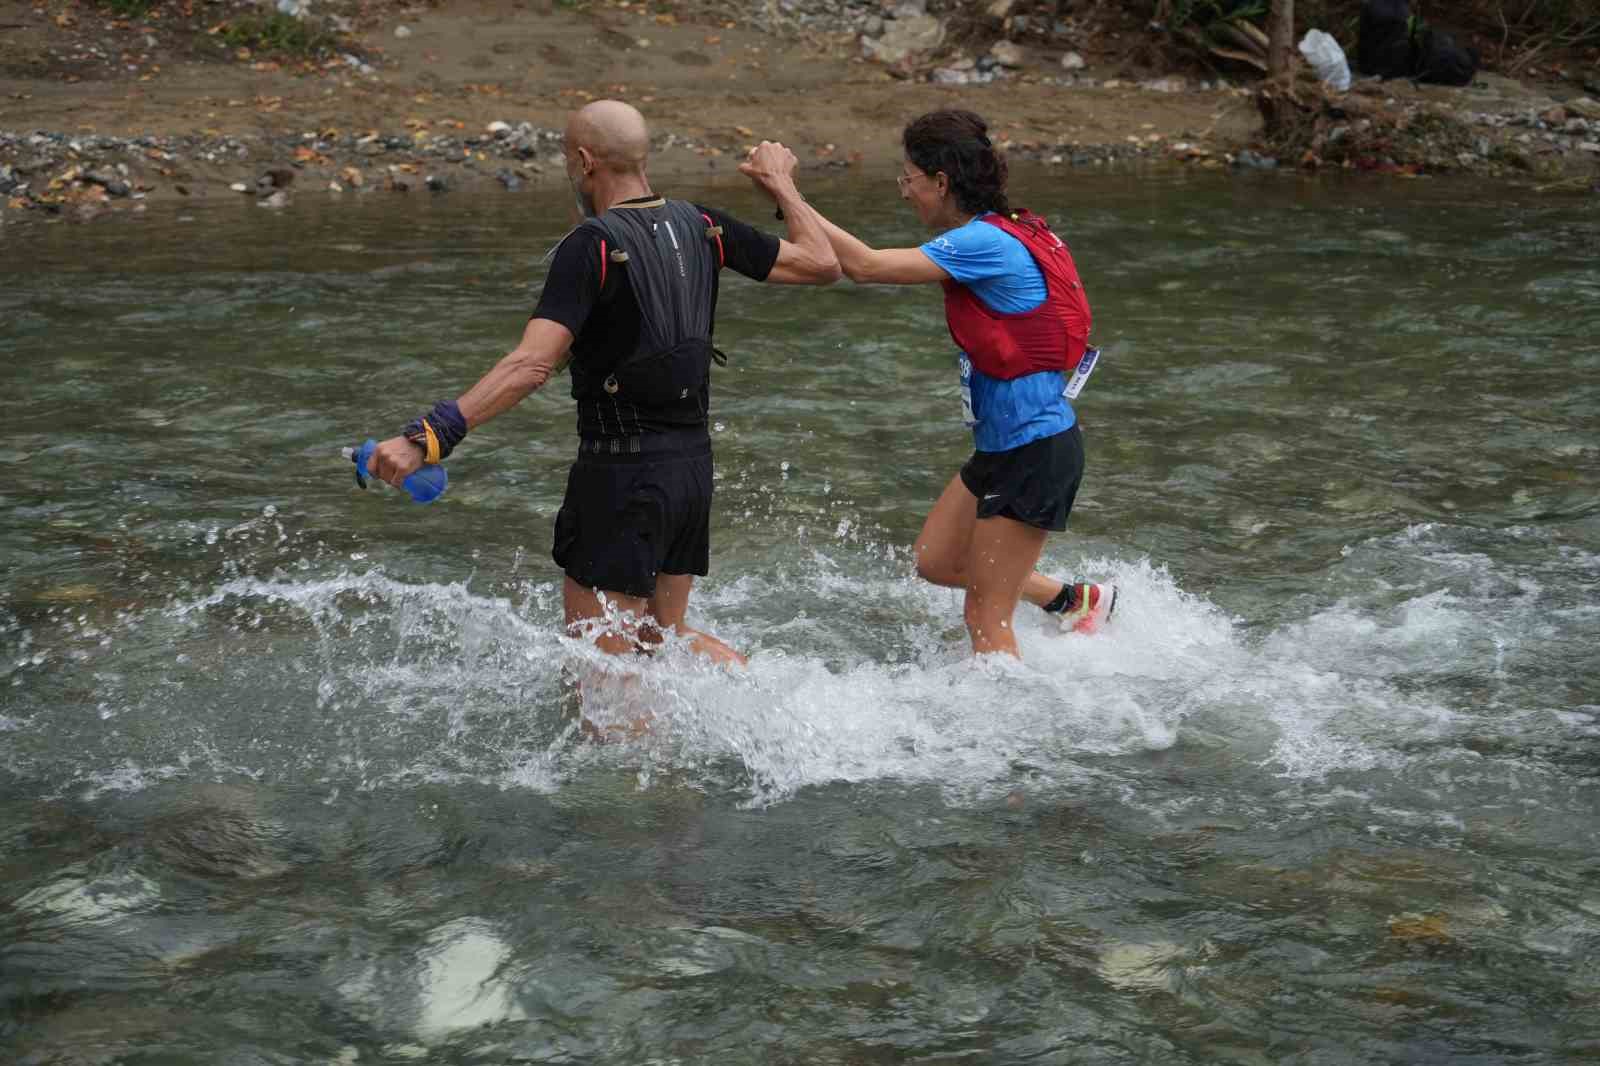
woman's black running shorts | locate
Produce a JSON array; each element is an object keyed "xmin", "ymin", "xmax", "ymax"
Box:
[{"xmin": 958, "ymin": 424, "xmax": 1085, "ymax": 533}]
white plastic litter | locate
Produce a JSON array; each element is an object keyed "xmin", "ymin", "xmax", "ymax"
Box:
[{"xmin": 1298, "ymin": 29, "xmax": 1351, "ymax": 92}]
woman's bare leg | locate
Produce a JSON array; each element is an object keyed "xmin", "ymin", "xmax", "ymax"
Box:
[
  {"xmin": 962, "ymin": 514, "xmax": 1050, "ymax": 657},
  {"xmin": 914, "ymin": 472, "xmax": 1071, "ymax": 614}
]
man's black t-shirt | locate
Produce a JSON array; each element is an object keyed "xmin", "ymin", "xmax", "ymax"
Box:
[{"xmin": 531, "ymin": 199, "xmax": 780, "ymax": 438}]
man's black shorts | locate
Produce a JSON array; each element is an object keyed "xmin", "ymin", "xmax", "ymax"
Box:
[
  {"xmin": 959, "ymin": 424, "xmax": 1085, "ymax": 532},
  {"xmin": 551, "ymin": 433, "xmax": 713, "ymax": 599}
]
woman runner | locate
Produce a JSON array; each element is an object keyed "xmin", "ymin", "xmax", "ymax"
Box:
[{"xmin": 745, "ymin": 110, "xmax": 1115, "ymax": 658}]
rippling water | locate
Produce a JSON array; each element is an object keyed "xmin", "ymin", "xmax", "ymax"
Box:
[{"xmin": 3, "ymin": 169, "xmax": 1598, "ymax": 1062}]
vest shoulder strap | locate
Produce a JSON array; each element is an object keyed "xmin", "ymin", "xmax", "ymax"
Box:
[{"xmin": 701, "ymin": 212, "xmax": 725, "ymax": 268}]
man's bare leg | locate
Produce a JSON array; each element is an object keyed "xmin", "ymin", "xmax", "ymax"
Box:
[
  {"xmin": 648, "ymin": 573, "xmax": 748, "ymax": 667},
  {"xmin": 562, "ymin": 574, "xmax": 745, "ymax": 740},
  {"xmin": 562, "ymin": 576, "xmax": 655, "ymax": 740}
]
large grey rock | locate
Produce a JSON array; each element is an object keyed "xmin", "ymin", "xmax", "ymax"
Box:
[
  {"xmin": 990, "ymin": 40, "xmax": 1025, "ymax": 68},
  {"xmin": 861, "ymin": 14, "xmax": 944, "ymax": 65},
  {"xmin": 1452, "ymin": 73, "xmax": 1560, "ymax": 112},
  {"xmin": 1141, "ymin": 75, "xmax": 1186, "ymax": 93},
  {"xmin": 1566, "ymin": 96, "xmax": 1600, "ymax": 121}
]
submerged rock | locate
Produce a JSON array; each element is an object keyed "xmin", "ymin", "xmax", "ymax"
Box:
[{"xmin": 1233, "ymin": 148, "xmax": 1279, "ymax": 169}]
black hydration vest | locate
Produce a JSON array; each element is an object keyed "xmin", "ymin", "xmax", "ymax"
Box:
[{"xmin": 569, "ymin": 198, "xmax": 727, "ymax": 440}]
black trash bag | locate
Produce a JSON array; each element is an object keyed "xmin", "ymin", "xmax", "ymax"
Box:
[
  {"xmin": 1415, "ymin": 25, "xmax": 1478, "ymax": 85},
  {"xmin": 1357, "ymin": 0, "xmax": 1415, "ymax": 79}
]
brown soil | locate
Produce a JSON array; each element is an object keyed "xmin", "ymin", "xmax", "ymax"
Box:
[
  {"xmin": 0, "ymin": 0, "xmax": 1261, "ymax": 197},
  {"xmin": 1, "ymin": 0, "xmax": 1595, "ymax": 215}
]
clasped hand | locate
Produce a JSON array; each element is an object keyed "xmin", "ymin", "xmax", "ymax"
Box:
[{"xmin": 738, "ymin": 140, "xmax": 799, "ymax": 198}]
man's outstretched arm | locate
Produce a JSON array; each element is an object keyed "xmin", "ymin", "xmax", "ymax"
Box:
[
  {"xmin": 367, "ymin": 316, "xmax": 573, "ymax": 487},
  {"xmin": 457, "ymin": 317, "xmax": 574, "ymax": 426}
]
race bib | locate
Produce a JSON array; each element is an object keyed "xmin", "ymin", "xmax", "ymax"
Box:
[
  {"xmin": 958, "ymin": 354, "xmax": 977, "ymax": 427},
  {"xmin": 1063, "ymin": 347, "xmax": 1100, "ymax": 400}
]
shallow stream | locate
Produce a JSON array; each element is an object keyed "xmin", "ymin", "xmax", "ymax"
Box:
[{"xmin": 2, "ymin": 168, "xmax": 1598, "ymax": 1062}]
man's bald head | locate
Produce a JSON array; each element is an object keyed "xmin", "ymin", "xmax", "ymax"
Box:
[{"xmin": 565, "ymin": 100, "xmax": 650, "ymax": 174}]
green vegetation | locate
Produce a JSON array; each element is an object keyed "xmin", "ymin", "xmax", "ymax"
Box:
[
  {"xmin": 218, "ymin": 12, "xmax": 338, "ymax": 56},
  {"xmin": 1488, "ymin": 143, "xmax": 1534, "ymax": 169},
  {"xmin": 1142, "ymin": 0, "xmax": 1600, "ymax": 50},
  {"xmin": 94, "ymin": 0, "xmax": 160, "ymax": 18},
  {"xmin": 1508, "ymin": 0, "xmax": 1600, "ymax": 44},
  {"xmin": 1163, "ymin": 0, "xmax": 1268, "ymax": 33}
]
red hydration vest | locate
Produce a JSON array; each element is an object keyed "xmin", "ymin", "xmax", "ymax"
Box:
[{"xmin": 941, "ymin": 211, "xmax": 1091, "ymax": 381}]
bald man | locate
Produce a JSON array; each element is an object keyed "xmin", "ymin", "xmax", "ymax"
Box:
[{"xmin": 364, "ymin": 100, "xmax": 839, "ymax": 676}]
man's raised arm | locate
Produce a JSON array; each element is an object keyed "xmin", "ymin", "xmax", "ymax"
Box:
[{"xmin": 740, "ymin": 141, "xmax": 842, "ymax": 287}]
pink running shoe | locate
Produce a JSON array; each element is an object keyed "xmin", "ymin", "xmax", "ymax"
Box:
[{"xmin": 1057, "ymin": 583, "xmax": 1117, "ymax": 635}]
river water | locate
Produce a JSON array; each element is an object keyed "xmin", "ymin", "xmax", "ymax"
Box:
[{"xmin": 2, "ymin": 168, "xmax": 1598, "ymax": 1063}]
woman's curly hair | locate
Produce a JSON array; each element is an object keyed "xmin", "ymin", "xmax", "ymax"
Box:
[{"xmin": 902, "ymin": 109, "xmax": 1010, "ymax": 217}]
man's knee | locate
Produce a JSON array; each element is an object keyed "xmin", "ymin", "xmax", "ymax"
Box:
[{"xmin": 564, "ymin": 581, "xmax": 652, "ymax": 655}]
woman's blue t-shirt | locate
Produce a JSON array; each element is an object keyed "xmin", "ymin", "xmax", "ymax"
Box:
[{"xmin": 920, "ymin": 215, "xmax": 1075, "ymax": 453}]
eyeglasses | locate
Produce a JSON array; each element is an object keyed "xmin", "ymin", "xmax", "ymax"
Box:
[{"xmin": 895, "ymin": 172, "xmax": 924, "ymax": 191}]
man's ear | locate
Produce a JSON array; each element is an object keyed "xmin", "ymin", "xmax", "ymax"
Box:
[{"xmin": 576, "ymin": 146, "xmax": 594, "ymax": 175}]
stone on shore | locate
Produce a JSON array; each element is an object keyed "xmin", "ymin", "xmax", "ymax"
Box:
[
  {"xmin": 989, "ymin": 41, "xmax": 1025, "ymax": 69},
  {"xmin": 1566, "ymin": 97, "xmax": 1600, "ymax": 121},
  {"xmin": 861, "ymin": 15, "xmax": 944, "ymax": 66}
]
